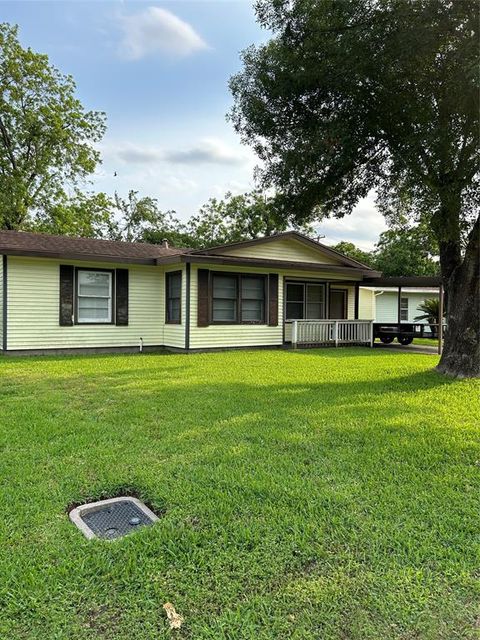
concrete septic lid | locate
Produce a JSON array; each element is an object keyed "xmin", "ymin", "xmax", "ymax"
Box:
[{"xmin": 69, "ymin": 496, "xmax": 159, "ymax": 540}]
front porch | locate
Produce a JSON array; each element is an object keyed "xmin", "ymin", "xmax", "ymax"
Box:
[{"xmin": 283, "ymin": 278, "xmax": 370, "ymax": 347}]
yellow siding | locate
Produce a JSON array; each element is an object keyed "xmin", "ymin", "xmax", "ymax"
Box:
[
  {"xmin": 6, "ymin": 257, "xmax": 175, "ymax": 350},
  {"xmin": 359, "ymin": 288, "xmax": 375, "ymax": 320},
  {"xmin": 215, "ymin": 237, "xmax": 342, "ymax": 265},
  {"xmin": 0, "ymin": 256, "xmax": 3, "ymax": 347},
  {"xmin": 5, "ymin": 255, "xmax": 365, "ymax": 352}
]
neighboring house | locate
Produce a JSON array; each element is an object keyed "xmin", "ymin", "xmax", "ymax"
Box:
[
  {"xmin": 0, "ymin": 230, "xmax": 380, "ymax": 355},
  {"xmin": 359, "ymin": 287, "xmax": 439, "ymax": 326}
]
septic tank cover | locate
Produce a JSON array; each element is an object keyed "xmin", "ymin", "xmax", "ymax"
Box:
[{"xmin": 69, "ymin": 496, "xmax": 159, "ymax": 540}]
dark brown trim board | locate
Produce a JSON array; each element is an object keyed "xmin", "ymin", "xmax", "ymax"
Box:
[
  {"xmin": 185, "ymin": 264, "xmax": 191, "ymax": 350},
  {"xmin": 2, "ymin": 255, "xmax": 7, "ymax": 351},
  {"xmin": 362, "ymin": 276, "xmax": 441, "ymax": 287},
  {"xmin": 181, "ymin": 254, "xmax": 379, "ymax": 277},
  {"xmin": 197, "ymin": 268, "xmax": 210, "ymax": 327},
  {"xmin": 268, "ymin": 273, "xmax": 279, "ymax": 326}
]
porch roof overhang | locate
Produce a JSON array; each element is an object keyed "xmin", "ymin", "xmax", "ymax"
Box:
[
  {"xmin": 157, "ymin": 253, "xmax": 381, "ymax": 278},
  {"xmin": 362, "ymin": 276, "xmax": 441, "ymax": 287}
]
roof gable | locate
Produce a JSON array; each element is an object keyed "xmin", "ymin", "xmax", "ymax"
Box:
[{"xmin": 193, "ymin": 231, "xmax": 372, "ymax": 269}]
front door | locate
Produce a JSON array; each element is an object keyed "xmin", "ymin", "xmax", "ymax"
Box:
[{"xmin": 329, "ymin": 289, "xmax": 347, "ymax": 319}]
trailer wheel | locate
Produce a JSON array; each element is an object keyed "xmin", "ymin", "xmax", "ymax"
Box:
[
  {"xmin": 380, "ymin": 336, "xmax": 394, "ymax": 344},
  {"xmin": 398, "ymin": 335, "xmax": 413, "ymax": 345}
]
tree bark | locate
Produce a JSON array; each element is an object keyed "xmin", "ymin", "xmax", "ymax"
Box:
[{"xmin": 437, "ymin": 215, "xmax": 480, "ymax": 378}]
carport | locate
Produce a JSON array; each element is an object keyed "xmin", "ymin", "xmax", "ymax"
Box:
[{"xmin": 361, "ymin": 276, "xmax": 444, "ymax": 354}]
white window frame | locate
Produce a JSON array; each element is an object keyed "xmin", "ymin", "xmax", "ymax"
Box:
[
  {"xmin": 77, "ymin": 270, "xmax": 113, "ymax": 324},
  {"xmin": 400, "ymin": 296, "xmax": 409, "ymax": 322}
]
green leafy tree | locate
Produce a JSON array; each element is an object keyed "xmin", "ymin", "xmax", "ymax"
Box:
[
  {"xmin": 110, "ymin": 190, "xmax": 184, "ymax": 244},
  {"xmin": 186, "ymin": 190, "xmax": 314, "ymax": 248},
  {"xmin": 374, "ymin": 227, "xmax": 439, "ymax": 277},
  {"xmin": 230, "ymin": 0, "xmax": 479, "ymax": 377},
  {"xmin": 329, "ymin": 241, "xmax": 375, "ymax": 268},
  {"xmin": 0, "ymin": 23, "xmax": 106, "ymax": 230},
  {"xmin": 142, "ymin": 190, "xmax": 315, "ymax": 248},
  {"xmin": 26, "ymin": 190, "xmax": 116, "ymax": 239}
]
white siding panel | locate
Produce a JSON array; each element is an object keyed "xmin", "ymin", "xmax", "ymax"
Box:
[
  {"xmin": 215, "ymin": 237, "xmax": 341, "ymax": 265},
  {"xmin": 375, "ymin": 292, "xmax": 398, "ymax": 322},
  {"xmin": 374, "ymin": 291, "xmax": 439, "ymax": 323},
  {"xmin": 7, "ymin": 257, "xmax": 168, "ymax": 350}
]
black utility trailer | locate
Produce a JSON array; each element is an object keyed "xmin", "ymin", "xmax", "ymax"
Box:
[{"xmin": 373, "ymin": 322, "xmax": 434, "ymax": 346}]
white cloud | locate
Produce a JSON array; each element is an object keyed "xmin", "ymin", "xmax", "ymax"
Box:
[
  {"xmin": 314, "ymin": 193, "xmax": 387, "ymax": 250},
  {"xmin": 118, "ymin": 6, "xmax": 209, "ymax": 60},
  {"xmin": 101, "ymin": 138, "xmax": 249, "ymax": 167},
  {"xmin": 164, "ymin": 138, "xmax": 248, "ymax": 166},
  {"xmin": 102, "ymin": 142, "xmax": 163, "ymax": 164}
]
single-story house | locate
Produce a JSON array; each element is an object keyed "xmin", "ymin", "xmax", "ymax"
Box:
[{"xmin": 0, "ymin": 229, "xmax": 383, "ymax": 355}]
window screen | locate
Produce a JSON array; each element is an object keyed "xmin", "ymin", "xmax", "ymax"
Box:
[
  {"xmin": 286, "ymin": 283, "xmax": 304, "ymax": 320},
  {"xmin": 241, "ymin": 277, "xmax": 265, "ymax": 322},
  {"xmin": 212, "ymin": 275, "xmax": 238, "ymax": 322},
  {"xmin": 77, "ymin": 271, "xmax": 112, "ymax": 323},
  {"xmin": 166, "ymin": 271, "xmax": 182, "ymax": 323}
]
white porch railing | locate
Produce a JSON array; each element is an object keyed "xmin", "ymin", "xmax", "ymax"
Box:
[{"xmin": 291, "ymin": 320, "xmax": 374, "ymax": 348}]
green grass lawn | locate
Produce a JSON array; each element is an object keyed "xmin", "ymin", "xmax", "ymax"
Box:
[
  {"xmin": 0, "ymin": 349, "xmax": 479, "ymax": 639},
  {"xmin": 413, "ymin": 338, "xmax": 439, "ymax": 347}
]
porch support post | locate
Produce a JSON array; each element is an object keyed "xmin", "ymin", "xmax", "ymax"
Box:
[
  {"xmin": 334, "ymin": 320, "xmax": 339, "ymax": 347},
  {"xmin": 438, "ymin": 283, "xmax": 444, "ymax": 355},
  {"xmin": 292, "ymin": 320, "xmax": 298, "ymax": 350},
  {"xmin": 354, "ymin": 283, "xmax": 359, "ymax": 319},
  {"xmin": 397, "ymin": 286, "xmax": 402, "ymax": 324}
]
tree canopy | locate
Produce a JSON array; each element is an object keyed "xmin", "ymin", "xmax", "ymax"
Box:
[
  {"xmin": 230, "ymin": 0, "xmax": 479, "ymax": 377},
  {"xmin": 122, "ymin": 189, "xmax": 314, "ymax": 248},
  {"xmin": 0, "ymin": 23, "xmax": 106, "ymax": 230}
]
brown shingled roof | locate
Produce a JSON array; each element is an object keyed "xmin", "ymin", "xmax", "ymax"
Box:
[{"xmin": 0, "ymin": 230, "xmax": 189, "ymax": 264}]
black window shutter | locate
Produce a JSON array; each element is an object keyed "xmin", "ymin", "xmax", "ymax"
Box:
[
  {"xmin": 268, "ymin": 273, "xmax": 279, "ymax": 326},
  {"xmin": 197, "ymin": 269, "xmax": 210, "ymax": 327},
  {"xmin": 115, "ymin": 269, "xmax": 129, "ymax": 326},
  {"xmin": 59, "ymin": 265, "xmax": 74, "ymax": 326}
]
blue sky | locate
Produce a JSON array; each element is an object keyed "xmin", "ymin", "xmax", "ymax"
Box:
[{"xmin": 2, "ymin": 1, "xmax": 385, "ymax": 248}]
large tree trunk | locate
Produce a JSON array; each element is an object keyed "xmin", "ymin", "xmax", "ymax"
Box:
[{"xmin": 437, "ymin": 216, "xmax": 480, "ymax": 378}]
